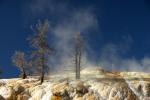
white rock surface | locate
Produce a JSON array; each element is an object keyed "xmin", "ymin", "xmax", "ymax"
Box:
[{"xmin": 0, "ymin": 68, "xmax": 149, "ymax": 100}]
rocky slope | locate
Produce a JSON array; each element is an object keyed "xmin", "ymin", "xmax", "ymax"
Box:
[{"xmin": 0, "ymin": 67, "xmax": 149, "ymax": 100}]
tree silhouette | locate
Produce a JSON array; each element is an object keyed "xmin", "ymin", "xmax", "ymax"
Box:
[
  {"xmin": 28, "ymin": 20, "xmax": 52, "ymax": 84},
  {"xmin": 12, "ymin": 51, "xmax": 27, "ymax": 79},
  {"xmin": 74, "ymin": 33, "xmax": 84, "ymax": 79}
]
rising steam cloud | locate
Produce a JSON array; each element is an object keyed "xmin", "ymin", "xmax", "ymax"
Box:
[
  {"xmin": 24, "ymin": 0, "xmax": 150, "ymax": 73},
  {"xmin": 26, "ymin": 0, "xmax": 98, "ymax": 73},
  {"xmin": 99, "ymin": 42, "xmax": 150, "ymax": 72}
]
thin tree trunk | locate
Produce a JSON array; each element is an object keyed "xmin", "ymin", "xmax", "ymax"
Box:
[
  {"xmin": 75, "ymin": 48, "xmax": 79, "ymax": 79},
  {"xmin": 78, "ymin": 50, "xmax": 81, "ymax": 79},
  {"xmin": 40, "ymin": 55, "xmax": 45, "ymax": 84},
  {"xmin": 40, "ymin": 65, "xmax": 44, "ymax": 84},
  {"xmin": 22, "ymin": 67, "xmax": 27, "ymax": 79},
  {"xmin": 75, "ymin": 33, "xmax": 83, "ymax": 80}
]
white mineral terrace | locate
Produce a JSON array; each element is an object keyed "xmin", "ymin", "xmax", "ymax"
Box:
[{"xmin": 0, "ymin": 67, "xmax": 149, "ymax": 100}]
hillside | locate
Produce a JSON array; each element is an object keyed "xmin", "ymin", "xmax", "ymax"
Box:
[{"xmin": 0, "ymin": 67, "xmax": 149, "ymax": 100}]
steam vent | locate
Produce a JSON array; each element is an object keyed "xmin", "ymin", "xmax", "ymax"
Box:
[{"xmin": 0, "ymin": 67, "xmax": 149, "ymax": 100}]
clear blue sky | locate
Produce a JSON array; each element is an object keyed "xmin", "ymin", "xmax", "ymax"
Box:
[{"xmin": 0, "ymin": 0, "xmax": 150, "ymax": 78}]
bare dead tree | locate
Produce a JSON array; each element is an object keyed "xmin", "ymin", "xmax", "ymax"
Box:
[
  {"xmin": 28, "ymin": 20, "xmax": 52, "ymax": 84},
  {"xmin": 12, "ymin": 51, "xmax": 27, "ymax": 79},
  {"xmin": 74, "ymin": 33, "xmax": 84, "ymax": 79}
]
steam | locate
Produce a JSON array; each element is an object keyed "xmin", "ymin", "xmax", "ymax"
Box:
[
  {"xmin": 50, "ymin": 10, "xmax": 98, "ymax": 70},
  {"xmin": 99, "ymin": 42, "xmax": 150, "ymax": 72},
  {"xmin": 26, "ymin": 0, "xmax": 98, "ymax": 73},
  {"xmin": 24, "ymin": 0, "xmax": 150, "ymax": 73}
]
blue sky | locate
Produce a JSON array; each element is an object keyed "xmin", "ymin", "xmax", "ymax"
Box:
[{"xmin": 0, "ymin": 0, "xmax": 150, "ymax": 78}]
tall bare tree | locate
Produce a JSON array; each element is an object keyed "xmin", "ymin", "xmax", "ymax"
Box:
[
  {"xmin": 74, "ymin": 33, "xmax": 84, "ymax": 79},
  {"xmin": 12, "ymin": 51, "xmax": 27, "ymax": 79},
  {"xmin": 28, "ymin": 20, "xmax": 52, "ymax": 84}
]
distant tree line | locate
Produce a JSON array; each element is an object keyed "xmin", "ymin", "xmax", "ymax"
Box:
[{"xmin": 12, "ymin": 19, "xmax": 84, "ymax": 84}]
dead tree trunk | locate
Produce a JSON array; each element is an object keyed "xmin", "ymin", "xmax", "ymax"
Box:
[
  {"xmin": 23, "ymin": 68, "xmax": 27, "ymax": 79},
  {"xmin": 75, "ymin": 48, "xmax": 79, "ymax": 79},
  {"xmin": 75, "ymin": 47, "xmax": 81, "ymax": 79},
  {"xmin": 21, "ymin": 67, "xmax": 27, "ymax": 79},
  {"xmin": 40, "ymin": 55, "xmax": 45, "ymax": 84},
  {"xmin": 40, "ymin": 65, "xmax": 44, "ymax": 84},
  {"xmin": 78, "ymin": 50, "xmax": 81, "ymax": 79},
  {"xmin": 74, "ymin": 33, "xmax": 83, "ymax": 79}
]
